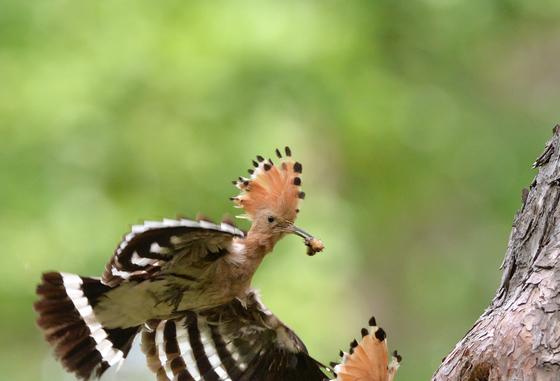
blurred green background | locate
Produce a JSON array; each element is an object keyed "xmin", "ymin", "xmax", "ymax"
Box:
[{"xmin": 1, "ymin": 1, "xmax": 559, "ymax": 380}]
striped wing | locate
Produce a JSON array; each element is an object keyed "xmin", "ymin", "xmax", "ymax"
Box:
[
  {"xmin": 103, "ymin": 218, "xmax": 244, "ymax": 287},
  {"xmin": 141, "ymin": 290, "xmax": 330, "ymax": 381}
]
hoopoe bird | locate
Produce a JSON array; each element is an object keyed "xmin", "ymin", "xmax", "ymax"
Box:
[{"xmin": 34, "ymin": 147, "xmax": 401, "ymax": 381}]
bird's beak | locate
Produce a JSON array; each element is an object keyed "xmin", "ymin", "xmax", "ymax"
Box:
[
  {"xmin": 289, "ymin": 224, "xmax": 325, "ymax": 256},
  {"xmin": 291, "ymin": 225, "xmax": 314, "ymax": 240}
]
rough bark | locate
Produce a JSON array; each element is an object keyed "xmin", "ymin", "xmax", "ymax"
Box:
[{"xmin": 432, "ymin": 127, "xmax": 560, "ymax": 381}]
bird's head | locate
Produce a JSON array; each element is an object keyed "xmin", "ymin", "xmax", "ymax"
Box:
[{"xmin": 231, "ymin": 147, "xmax": 324, "ymax": 255}]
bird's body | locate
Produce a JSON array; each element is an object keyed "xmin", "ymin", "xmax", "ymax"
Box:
[
  {"xmin": 93, "ymin": 200, "xmax": 304, "ymax": 329},
  {"xmin": 95, "ymin": 227, "xmax": 252, "ymax": 328}
]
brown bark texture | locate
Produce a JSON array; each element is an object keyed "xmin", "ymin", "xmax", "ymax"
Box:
[{"xmin": 432, "ymin": 127, "xmax": 560, "ymax": 381}]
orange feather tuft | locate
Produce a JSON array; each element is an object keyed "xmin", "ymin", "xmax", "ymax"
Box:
[
  {"xmin": 232, "ymin": 147, "xmax": 304, "ymax": 222},
  {"xmin": 333, "ymin": 317, "xmax": 401, "ymax": 381}
]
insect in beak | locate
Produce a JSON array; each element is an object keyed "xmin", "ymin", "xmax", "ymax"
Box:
[{"xmin": 290, "ymin": 225, "xmax": 325, "ymax": 256}]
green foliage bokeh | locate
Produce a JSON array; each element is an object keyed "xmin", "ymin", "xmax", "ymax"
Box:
[{"xmin": 1, "ymin": 1, "xmax": 558, "ymax": 380}]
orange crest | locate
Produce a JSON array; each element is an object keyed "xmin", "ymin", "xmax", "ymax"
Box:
[
  {"xmin": 333, "ymin": 316, "xmax": 401, "ymax": 381},
  {"xmin": 231, "ymin": 147, "xmax": 304, "ymax": 222}
]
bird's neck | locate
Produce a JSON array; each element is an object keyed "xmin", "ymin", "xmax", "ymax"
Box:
[
  {"xmin": 243, "ymin": 229, "xmax": 281, "ymax": 259},
  {"xmin": 244, "ymin": 219, "xmax": 289, "ymax": 260},
  {"xmin": 227, "ymin": 231, "xmax": 280, "ymax": 295}
]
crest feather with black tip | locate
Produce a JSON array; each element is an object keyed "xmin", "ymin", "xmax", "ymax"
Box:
[
  {"xmin": 333, "ymin": 316, "xmax": 401, "ymax": 381},
  {"xmin": 232, "ymin": 147, "xmax": 304, "ymax": 222}
]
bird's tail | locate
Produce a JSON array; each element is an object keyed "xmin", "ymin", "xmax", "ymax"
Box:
[
  {"xmin": 34, "ymin": 272, "xmax": 140, "ymax": 380},
  {"xmin": 330, "ymin": 316, "xmax": 402, "ymax": 381}
]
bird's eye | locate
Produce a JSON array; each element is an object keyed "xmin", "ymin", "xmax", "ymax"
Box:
[{"xmin": 267, "ymin": 216, "xmax": 275, "ymax": 223}]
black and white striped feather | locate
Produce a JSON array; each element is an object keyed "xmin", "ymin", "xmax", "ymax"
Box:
[
  {"xmin": 34, "ymin": 272, "xmax": 139, "ymax": 380},
  {"xmin": 103, "ymin": 218, "xmax": 244, "ymax": 287},
  {"xmin": 141, "ymin": 290, "xmax": 331, "ymax": 381}
]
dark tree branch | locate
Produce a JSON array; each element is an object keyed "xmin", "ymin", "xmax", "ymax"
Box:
[{"xmin": 432, "ymin": 126, "xmax": 560, "ymax": 381}]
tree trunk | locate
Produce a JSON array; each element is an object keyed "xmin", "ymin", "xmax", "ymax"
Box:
[{"xmin": 432, "ymin": 126, "xmax": 560, "ymax": 381}]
